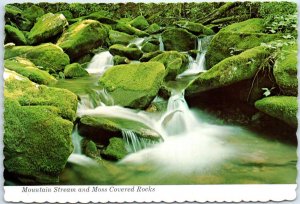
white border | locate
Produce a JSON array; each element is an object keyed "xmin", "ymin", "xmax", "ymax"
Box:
[{"xmin": 0, "ymin": 0, "xmax": 299, "ymax": 203}]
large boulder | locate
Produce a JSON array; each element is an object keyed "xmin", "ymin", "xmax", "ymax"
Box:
[
  {"xmin": 173, "ymin": 20, "xmax": 214, "ymax": 35},
  {"xmin": 4, "ymin": 57, "xmax": 57, "ymax": 85},
  {"xmin": 5, "ymin": 43, "xmax": 70, "ymax": 73},
  {"xmin": 130, "ymin": 16, "xmax": 149, "ymax": 30},
  {"xmin": 273, "ymin": 42, "xmax": 297, "ymax": 95},
  {"xmin": 57, "ymin": 20, "xmax": 108, "ymax": 60},
  {"xmin": 255, "ymin": 96, "xmax": 297, "ymax": 128},
  {"xmin": 187, "ymin": 46, "xmax": 271, "ymax": 95},
  {"xmin": 206, "ymin": 18, "xmax": 282, "ymax": 68},
  {"xmin": 150, "ymin": 51, "xmax": 189, "ymax": 80},
  {"xmin": 99, "ymin": 62, "xmax": 165, "ymax": 109},
  {"xmin": 109, "ymin": 30, "xmax": 135, "ymax": 45},
  {"xmin": 161, "ymin": 28, "xmax": 197, "ymax": 51},
  {"xmin": 64, "ymin": 63, "xmax": 89, "ymax": 78},
  {"xmin": 109, "ymin": 44, "xmax": 143, "ymax": 60},
  {"xmin": 27, "ymin": 13, "xmax": 68, "ymax": 45},
  {"xmin": 4, "ymin": 70, "xmax": 77, "ymax": 183},
  {"xmin": 5, "ymin": 25, "xmax": 27, "ymax": 45}
]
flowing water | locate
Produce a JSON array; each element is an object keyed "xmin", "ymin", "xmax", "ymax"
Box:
[{"xmin": 55, "ymin": 36, "xmax": 297, "ymax": 185}]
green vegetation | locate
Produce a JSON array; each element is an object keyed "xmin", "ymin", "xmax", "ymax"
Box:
[
  {"xmin": 109, "ymin": 30, "xmax": 135, "ymax": 45},
  {"xmin": 64, "ymin": 63, "xmax": 89, "ymax": 78},
  {"xmin": 5, "ymin": 25, "xmax": 27, "ymax": 45},
  {"xmin": 173, "ymin": 20, "xmax": 214, "ymax": 35},
  {"xmin": 109, "ymin": 44, "xmax": 143, "ymax": 60},
  {"xmin": 102, "ymin": 137, "xmax": 128, "ymax": 161},
  {"xmin": 130, "ymin": 15, "xmax": 149, "ymax": 30},
  {"xmin": 162, "ymin": 28, "xmax": 197, "ymax": 51},
  {"xmin": 99, "ymin": 62, "xmax": 165, "ymax": 109}
]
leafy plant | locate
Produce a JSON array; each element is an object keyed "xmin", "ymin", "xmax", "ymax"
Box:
[{"xmin": 265, "ymin": 14, "xmax": 297, "ymax": 34}]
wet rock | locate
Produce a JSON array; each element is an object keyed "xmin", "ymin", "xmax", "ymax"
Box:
[
  {"xmin": 273, "ymin": 42, "xmax": 297, "ymax": 95},
  {"xmin": 57, "ymin": 20, "xmax": 108, "ymax": 61},
  {"xmin": 5, "ymin": 25, "xmax": 27, "ymax": 45},
  {"xmin": 109, "ymin": 44, "xmax": 142, "ymax": 60},
  {"xmin": 150, "ymin": 51, "xmax": 189, "ymax": 81},
  {"xmin": 109, "ymin": 30, "xmax": 135, "ymax": 45},
  {"xmin": 162, "ymin": 28, "xmax": 197, "ymax": 52},
  {"xmin": 141, "ymin": 41, "xmax": 159, "ymax": 53},
  {"xmin": 101, "ymin": 137, "xmax": 128, "ymax": 161},
  {"xmin": 4, "ymin": 70, "xmax": 77, "ymax": 184},
  {"xmin": 130, "ymin": 15, "xmax": 149, "ymax": 30},
  {"xmin": 140, "ymin": 51, "xmax": 163, "ymax": 62},
  {"xmin": 113, "ymin": 55, "xmax": 130, "ymax": 65},
  {"xmin": 4, "ymin": 57, "xmax": 56, "ymax": 85},
  {"xmin": 99, "ymin": 62, "xmax": 165, "ymax": 109},
  {"xmin": 173, "ymin": 20, "xmax": 214, "ymax": 35},
  {"xmin": 82, "ymin": 139, "xmax": 99, "ymax": 159},
  {"xmin": 206, "ymin": 18, "xmax": 282, "ymax": 68},
  {"xmin": 255, "ymin": 96, "xmax": 297, "ymax": 127},
  {"xmin": 5, "ymin": 43, "xmax": 70, "ymax": 72},
  {"xmin": 27, "ymin": 13, "xmax": 68, "ymax": 45},
  {"xmin": 64, "ymin": 63, "xmax": 89, "ymax": 78},
  {"xmin": 115, "ymin": 22, "xmax": 149, "ymax": 37}
]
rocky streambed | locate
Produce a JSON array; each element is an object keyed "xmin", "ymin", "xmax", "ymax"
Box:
[{"xmin": 3, "ymin": 2, "xmax": 297, "ymax": 185}]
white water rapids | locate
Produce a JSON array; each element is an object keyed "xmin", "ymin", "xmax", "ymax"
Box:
[{"xmin": 70, "ymin": 35, "xmax": 236, "ymax": 173}]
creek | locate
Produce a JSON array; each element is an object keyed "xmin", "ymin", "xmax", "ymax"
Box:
[{"xmin": 54, "ymin": 36, "xmax": 297, "ymax": 185}]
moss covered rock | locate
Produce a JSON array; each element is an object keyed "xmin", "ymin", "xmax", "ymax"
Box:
[
  {"xmin": 130, "ymin": 15, "xmax": 149, "ymax": 30},
  {"xmin": 99, "ymin": 62, "xmax": 165, "ymax": 109},
  {"xmin": 255, "ymin": 96, "xmax": 297, "ymax": 127},
  {"xmin": 4, "ymin": 57, "xmax": 56, "ymax": 85},
  {"xmin": 5, "ymin": 5, "xmax": 32, "ymax": 31},
  {"xmin": 64, "ymin": 63, "xmax": 89, "ymax": 78},
  {"xmin": 141, "ymin": 41, "xmax": 159, "ymax": 53},
  {"xmin": 140, "ymin": 51, "xmax": 163, "ymax": 62},
  {"xmin": 5, "ymin": 69, "xmax": 78, "ymax": 121},
  {"xmin": 206, "ymin": 18, "xmax": 282, "ymax": 68},
  {"xmin": 187, "ymin": 46, "xmax": 271, "ymax": 94},
  {"xmin": 115, "ymin": 22, "xmax": 149, "ymax": 37},
  {"xmin": 5, "ymin": 25, "xmax": 27, "ymax": 45},
  {"xmin": 28, "ymin": 13, "xmax": 68, "ymax": 45},
  {"xmin": 4, "ymin": 70, "xmax": 77, "ymax": 183},
  {"xmin": 146, "ymin": 23, "xmax": 163, "ymax": 34},
  {"xmin": 109, "ymin": 44, "xmax": 143, "ymax": 60},
  {"xmin": 101, "ymin": 137, "xmax": 128, "ymax": 161},
  {"xmin": 81, "ymin": 139, "xmax": 99, "ymax": 159},
  {"xmin": 57, "ymin": 20, "xmax": 108, "ymax": 60},
  {"xmin": 109, "ymin": 30, "xmax": 135, "ymax": 45},
  {"xmin": 57, "ymin": 10, "xmax": 73, "ymax": 20},
  {"xmin": 150, "ymin": 51, "xmax": 189, "ymax": 80},
  {"xmin": 113, "ymin": 55, "xmax": 130, "ymax": 65},
  {"xmin": 174, "ymin": 20, "xmax": 214, "ymax": 35},
  {"xmin": 22, "ymin": 5, "xmax": 45, "ymax": 23},
  {"xmin": 162, "ymin": 28, "xmax": 197, "ymax": 51},
  {"xmin": 273, "ymin": 42, "xmax": 297, "ymax": 95},
  {"xmin": 5, "ymin": 43, "xmax": 70, "ymax": 72}
]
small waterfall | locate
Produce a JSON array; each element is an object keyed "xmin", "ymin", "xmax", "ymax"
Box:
[
  {"xmin": 159, "ymin": 35, "xmax": 164, "ymax": 51},
  {"xmin": 122, "ymin": 130, "xmax": 156, "ymax": 153},
  {"xmin": 128, "ymin": 38, "xmax": 144, "ymax": 49},
  {"xmin": 86, "ymin": 51, "xmax": 114, "ymax": 74},
  {"xmin": 177, "ymin": 35, "xmax": 213, "ymax": 78},
  {"xmin": 72, "ymin": 125, "xmax": 83, "ymax": 154}
]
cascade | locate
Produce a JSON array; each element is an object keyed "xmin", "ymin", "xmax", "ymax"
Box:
[
  {"xmin": 71, "ymin": 125, "xmax": 83, "ymax": 154},
  {"xmin": 158, "ymin": 35, "xmax": 164, "ymax": 51},
  {"xmin": 86, "ymin": 51, "xmax": 114, "ymax": 74}
]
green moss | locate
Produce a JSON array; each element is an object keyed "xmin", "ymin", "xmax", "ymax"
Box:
[
  {"xmin": 5, "ymin": 70, "xmax": 78, "ymax": 121},
  {"xmin": 145, "ymin": 23, "xmax": 163, "ymax": 34},
  {"xmin": 141, "ymin": 42, "xmax": 159, "ymax": 53},
  {"xmin": 57, "ymin": 10, "xmax": 73, "ymax": 20},
  {"xmin": 187, "ymin": 46, "xmax": 271, "ymax": 94},
  {"xmin": 99, "ymin": 62, "xmax": 165, "ymax": 109},
  {"xmin": 273, "ymin": 42, "xmax": 297, "ymax": 95},
  {"xmin": 57, "ymin": 20, "xmax": 108, "ymax": 60},
  {"xmin": 4, "ymin": 57, "xmax": 57, "ymax": 85},
  {"xmin": 22, "ymin": 5, "xmax": 45, "ymax": 23},
  {"xmin": 140, "ymin": 51, "xmax": 163, "ymax": 62},
  {"xmin": 4, "ymin": 98, "xmax": 74, "ymax": 184},
  {"xmin": 5, "ymin": 25, "xmax": 27, "ymax": 45},
  {"xmin": 113, "ymin": 55, "xmax": 130, "ymax": 65},
  {"xmin": 109, "ymin": 30, "xmax": 135, "ymax": 45},
  {"xmin": 5, "ymin": 5, "xmax": 32, "ymax": 31},
  {"xmin": 115, "ymin": 22, "xmax": 149, "ymax": 37},
  {"xmin": 220, "ymin": 18, "xmax": 265, "ymax": 33},
  {"xmin": 162, "ymin": 28, "xmax": 197, "ymax": 51},
  {"xmin": 173, "ymin": 20, "xmax": 214, "ymax": 35},
  {"xmin": 130, "ymin": 15, "xmax": 149, "ymax": 30},
  {"xmin": 255, "ymin": 96, "xmax": 297, "ymax": 127},
  {"xmin": 206, "ymin": 32, "xmax": 282, "ymax": 68},
  {"xmin": 150, "ymin": 51, "xmax": 189, "ymax": 81},
  {"xmin": 28, "ymin": 13, "xmax": 68, "ymax": 45},
  {"xmin": 109, "ymin": 44, "xmax": 143, "ymax": 60},
  {"xmin": 82, "ymin": 139, "xmax": 99, "ymax": 159},
  {"xmin": 64, "ymin": 63, "xmax": 89, "ymax": 78},
  {"xmin": 5, "ymin": 43, "xmax": 70, "ymax": 72},
  {"xmin": 102, "ymin": 137, "xmax": 128, "ymax": 161}
]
